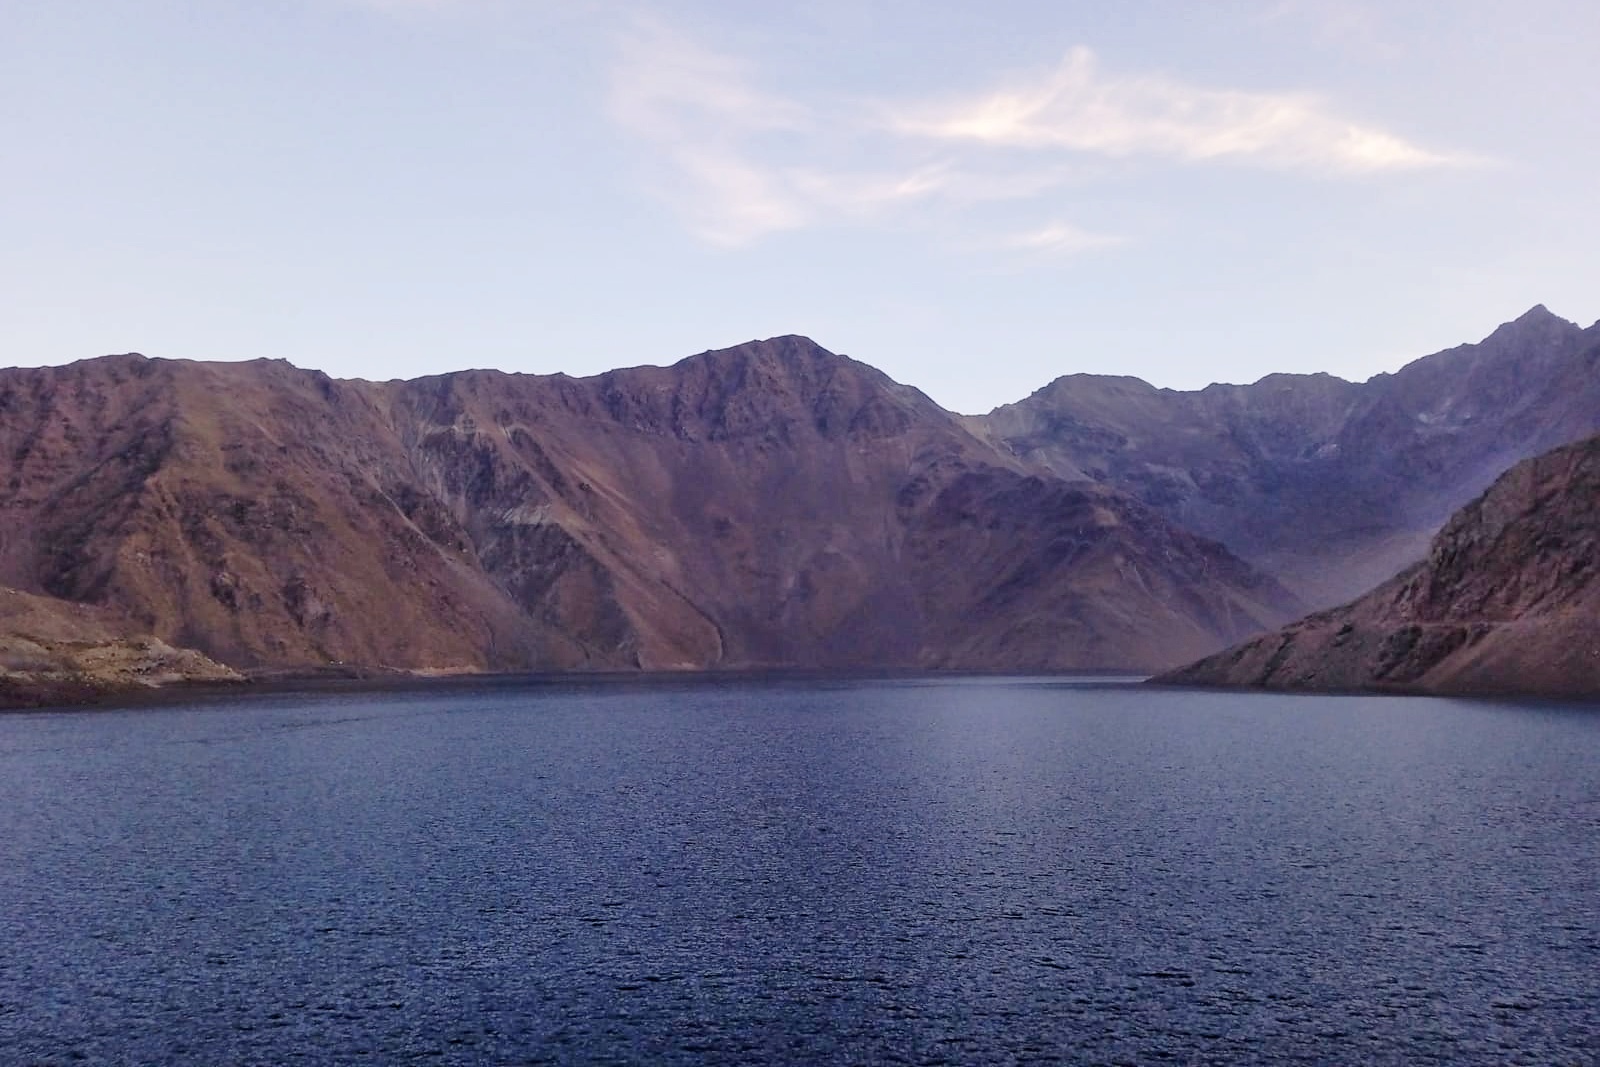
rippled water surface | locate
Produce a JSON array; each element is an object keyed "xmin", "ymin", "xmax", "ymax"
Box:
[{"xmin": 1, "ymin": 677, "xmax": 1597, "ymax": 1064}]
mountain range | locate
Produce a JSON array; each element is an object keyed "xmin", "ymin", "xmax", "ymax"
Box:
[
  {"xmin": 1160, "ymin": 430, "xmax": 1600, "ymax": 697},
  {"xmin": 974, "ymin": 305, "xmax": 1600, "ymax": 608},
  {"xmin": 0, "ymin": 338, "xmax": 1298, "ymax": 697},
  {"xmin": 2, "ymin": 306, "xmax": 1596, "ymax": 703}
]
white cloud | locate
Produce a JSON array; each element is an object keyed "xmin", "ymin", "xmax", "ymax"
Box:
[
  {"xmin": 1003, "ymin": 221, "xmax": 1125, "ymax": 256},
  {"xmin": 608, "ymin": 21, "xmax": 818, "ymax": 244},
  {"xmin": 607, "ymin": 23, "xmax": 1091, "ymax": 246},
  {"xmin": 670, "ymin": 148, "xmax": 810, "ymax": 245},
  {"xmin": 610, "ymin": 22, "xmax": 809, "ymax": 141},
  {"xmin": 889, "ymin": 46, "xmax": 1468, "ymax": 173},
  {"xmin": 609, "ymin": 28, "xmax": 1473, "ymax": 249}
]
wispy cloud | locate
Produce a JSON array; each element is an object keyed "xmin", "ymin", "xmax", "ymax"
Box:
[
  {"xmin": 609, "ymin": 28, "xmax": 1472, "ymax": 249},
  {"xmin": 610, "ymin": 21, "xmax": 808, "ymax": 140},
  {"xmin": 608, "ymin": 21, "xmax": 1094, "ymax": 247},
  {"xmin": 613, "ymin": 21, "xmax": 1017, "ymax": 246},
  {"xmin": 1003, "ymin": 221, "xmax": 1125, "ymax": 257},
  {"xmin": 889, "ymin": 46, "xmax": 1467, "ymax": 173},
  {"xmin": 609, "ymin": 21, "xmax": 817, "ymax": 244}
]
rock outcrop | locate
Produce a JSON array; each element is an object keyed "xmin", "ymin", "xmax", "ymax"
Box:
[
  {"xmin": 1157, "ymin": 433, "xmax": 1600, "ymax": 697},
  {"xmin": 0, "ymin": 337, "xmax": 1304, "ymax": 679},
  {"xmin": 976, "ymin": 306, "xmax": 1600, "ymax": 607},
  {"xmin": 0, "ymin": 586, "xmax": 242, "ymax": 707}
]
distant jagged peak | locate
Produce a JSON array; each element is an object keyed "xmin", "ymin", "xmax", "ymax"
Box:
[
  {"xmin": 401, "ymin": 335, "xmax": 863, "ymax": 400},
  {"xmin": 1512, "ymin": 303, "xmax": 1559, "ymax": 323},
  {"xmin": 719, "ymin": 333, "xmax": 834, "ymax": 360},
  {"xmin": 678, "ymin": 333, "xmax": 827, "ymax": 358},
  {"xmin": 994, "ymin": 304, "xmax": 1583, "ymax": 414},
  {"xmin": 991, "ymin": 366, "xmax": 1361, "ymax": 420},
  {"xmin": 1004, "ymin": 371, "xmax": 1160, "ymax": 410},
  {"xmin": 671, "ymin": 334, "xmax": 867, "ymax": 379},
  {"xmin": 1480, "ymin": 303, "xmax": 1579, "ymax": 345},
  {"xmin": 1197, "ymin": 369, "xmax": 1360, "ymax": 394},
  {"xmin": 656, "ymin": 334, "xmax": 952, "ymax": 416},
  {"xmin": 1386, "ymin": 303, "xmax": 1585, "ymax": 384}
]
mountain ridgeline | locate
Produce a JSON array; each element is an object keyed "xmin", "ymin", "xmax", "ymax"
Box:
[
  {"xmin": 975, "ymin": 305, "xmax": 1600, "ymax": 608},
  {"xmin": 0, "ymin": 337, "xmax": 1300, "ymax": 684},
  {"xmin": 2, "ymin": 306, "xmax": 1597, "ymax": 700}
]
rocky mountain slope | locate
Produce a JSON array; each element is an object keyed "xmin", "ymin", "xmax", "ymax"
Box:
[
  {"xmin": 976, "ymin": 306, "xmax": 1600, "ymax": 607},
  {"xmin": 1158, "ymin": 433, "xmax": 1600, "ymax": 697},
  {"xmin": 0, "ymin": 585, "xmax": 241, "ymax": 707},
  {"xmin": 0, "ymin": 337, "xmax": 1302, "ymax": 680}
]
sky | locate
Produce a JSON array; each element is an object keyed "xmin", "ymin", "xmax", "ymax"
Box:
[{"xmin": 3, "ymin": 0, "xmax": 1597, "ymax": 413}]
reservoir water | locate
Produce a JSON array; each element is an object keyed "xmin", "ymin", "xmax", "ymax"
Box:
[{"xmin": 1, "ymin": 677, "xmax": 1596, "ymax": 1064}]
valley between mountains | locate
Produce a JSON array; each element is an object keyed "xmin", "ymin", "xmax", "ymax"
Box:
[{"xmin": 2, "ymin": 306, "xmax": 1598, "ymax": 704}]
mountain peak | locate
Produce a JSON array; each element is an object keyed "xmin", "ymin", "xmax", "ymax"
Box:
[
  {"xmin": 731, "ymin": 334, "xmax": 843, "ymax": 368},
  {"xmin": 698, "ymin": 334, "xmax": 831, "ymax": 358},
  {"xmin": 1501, "ymin": 303, "xmax": 1573, "ymax": 332},
  {"xmin": 671, "ymin": 335, "xmax": 843, "ymax": 376},
  {"xmin": 1476, "ymin": 304, "xmax": 1578, "ymax": 351}
]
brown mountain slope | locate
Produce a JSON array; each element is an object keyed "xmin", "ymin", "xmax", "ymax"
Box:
[
  {"xmin": 903, "ymin": 469, "xmax": 1297, "ymax": 670},
  {"xmin": 0, "ymin": 355, "xmax": 575, "ymax": 671},
  {"xmin": 976, "ymin": 306, "xmax": 1600, "ymax": 607},
  {"xmin": 379, "ymin": 337, "xmax": 1003, "ymax": 669},
  {"xmin": 0, "ymin": 338, "xmax": 1304, "ymax": 675},
  {"xmin": 0, "ymin": 585, "xmax": 240, "ymax": 707},
  {"xmin": 1157, "ymin": 433, "xmax": 1600, "ymax": 697}
]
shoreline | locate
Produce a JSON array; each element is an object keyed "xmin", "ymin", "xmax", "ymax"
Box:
[
  {"xmin": 9, "ymin": 666, "xmax": 1600, "ymax": 715},
  {"xmin": 0, "ymin": 666, "xmax": 1152, "ymax": 715}
]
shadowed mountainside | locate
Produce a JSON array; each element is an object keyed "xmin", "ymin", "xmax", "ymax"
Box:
[
  {"xmin": 0, "ymin": 337, "xmax": 1303, "ymax": 683},
  {"xmin": 976, "ymin": 306, "xmax": 1600, "ymax": 607},
  {"xmin": 1158, "ymin": 433, "xmax": 1600, "ymax": 697}
]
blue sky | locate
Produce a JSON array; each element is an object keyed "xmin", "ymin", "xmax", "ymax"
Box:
[{"xmin": 4, "ymin": 0, "xmax": 1596, "ymax": 412}]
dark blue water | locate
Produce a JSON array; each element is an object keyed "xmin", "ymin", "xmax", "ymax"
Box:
[{"xmin": 1, "ymin": 678, "xmax": 1596, "ymax": 1065}]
